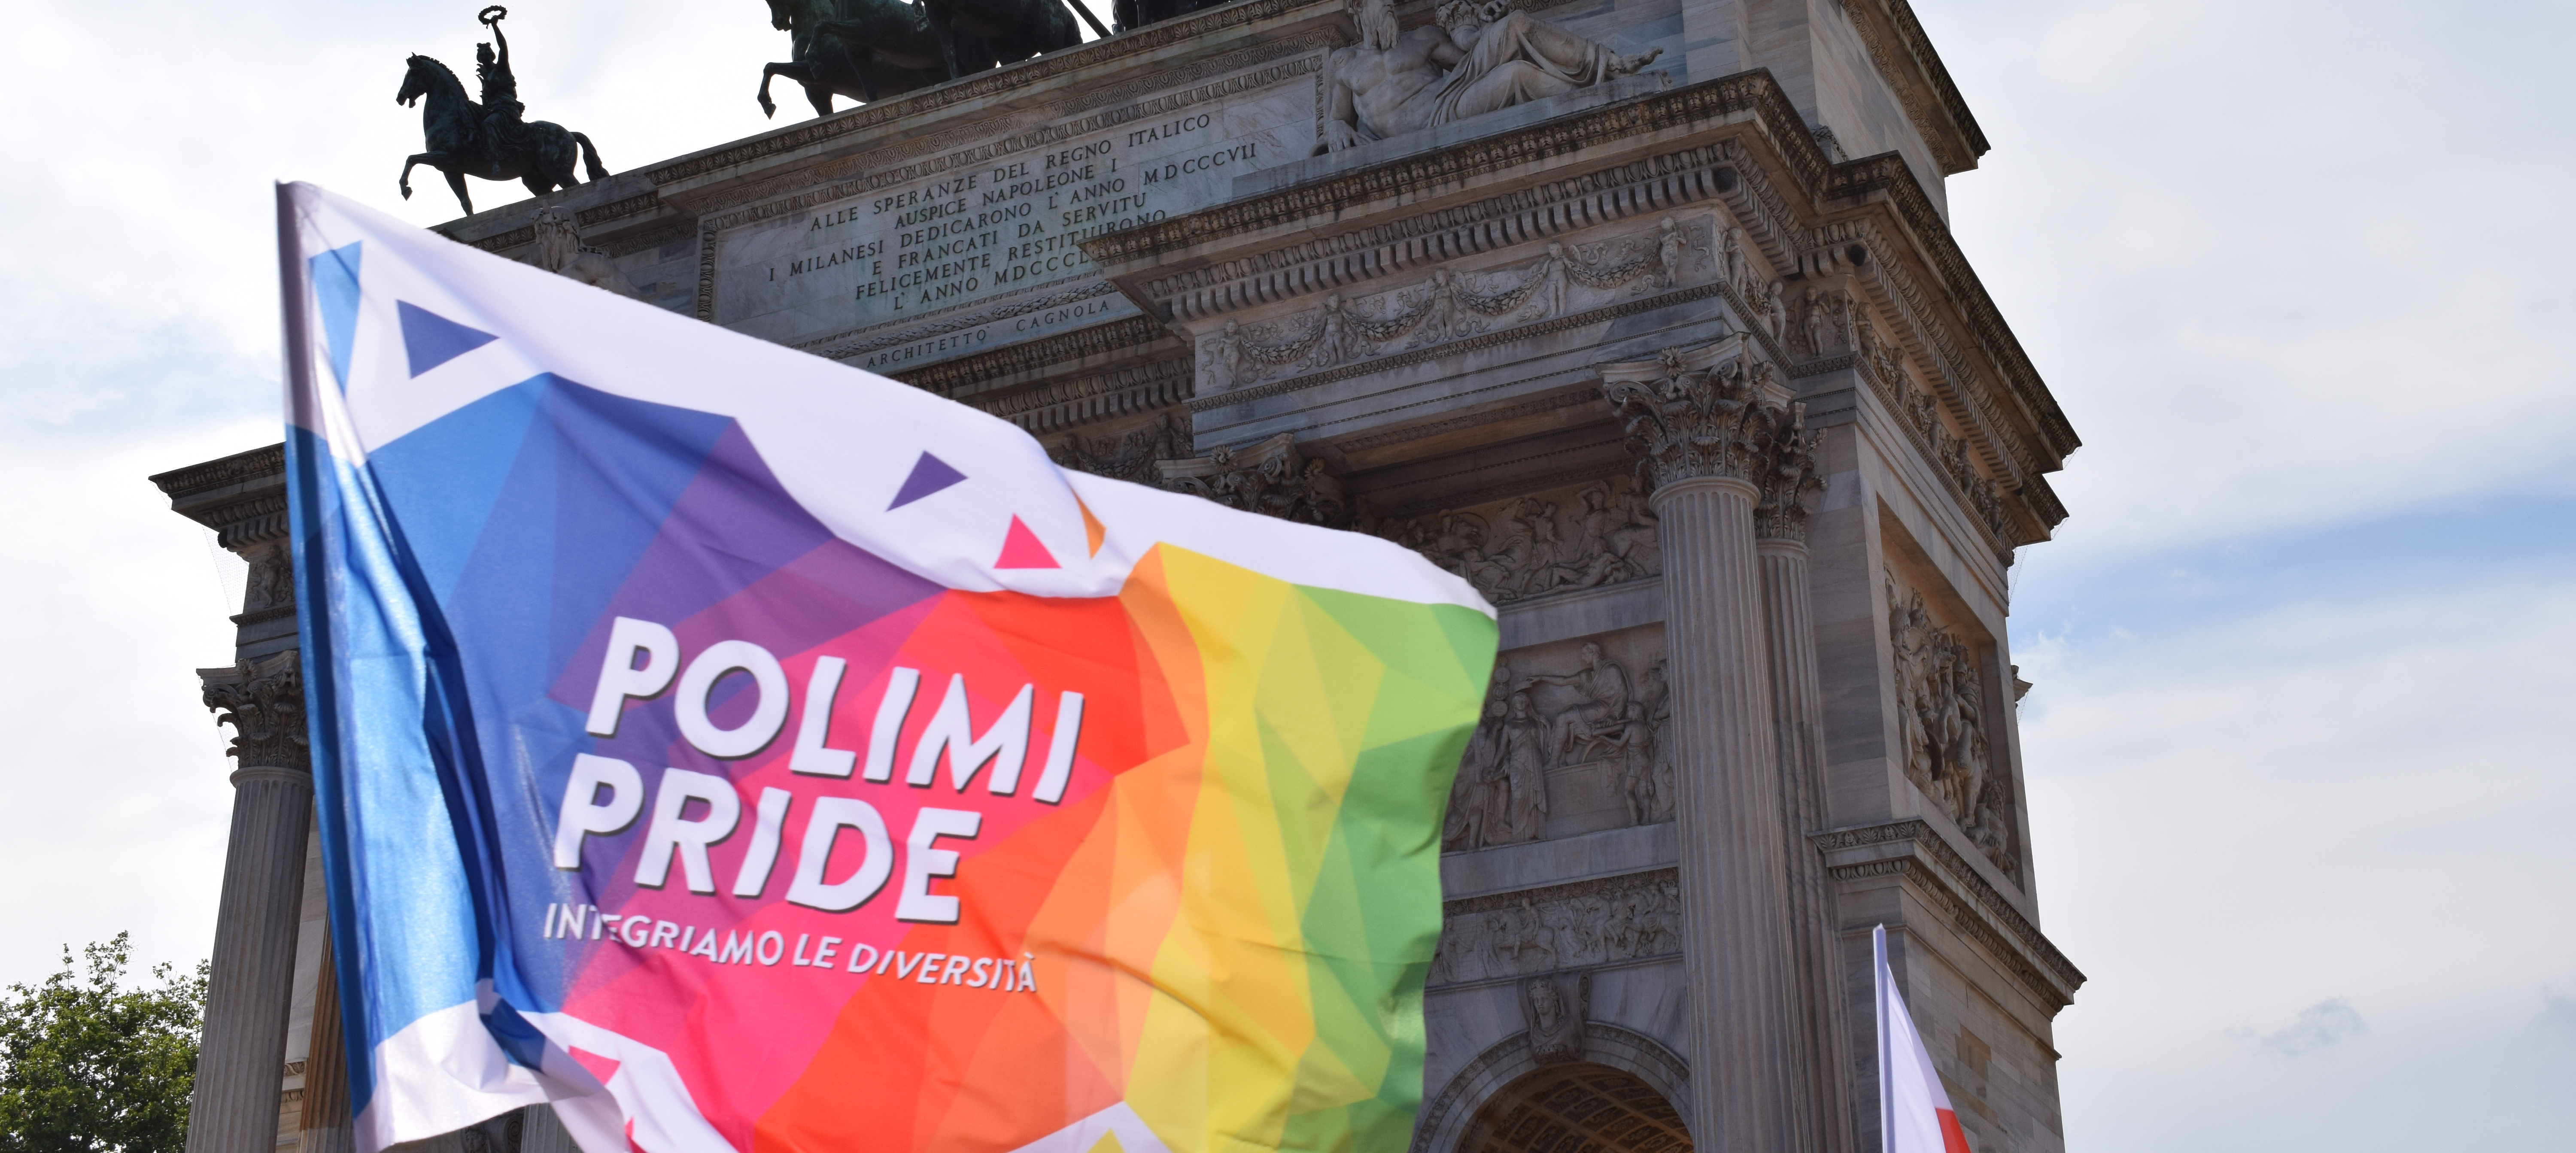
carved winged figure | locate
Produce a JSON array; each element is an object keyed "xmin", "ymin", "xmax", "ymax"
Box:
[{"xmin": 396, "ymin": 9, "xmax": 608, "ymax": 217}]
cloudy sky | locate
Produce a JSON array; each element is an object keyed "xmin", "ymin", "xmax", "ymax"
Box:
[{"xmin": 1, "ymin": 0, "xmax": 2568, "ymax": 1149}]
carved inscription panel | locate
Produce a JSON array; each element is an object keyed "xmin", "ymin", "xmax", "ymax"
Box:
[{"xmin": 708, "ymin": 56, "xmax": 1321, "ymax": 371}]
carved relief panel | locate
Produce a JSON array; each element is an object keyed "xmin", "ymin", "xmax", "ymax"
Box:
[
  {"xmin": 1190, "ymin": 215, "xmax": 1717, "ymax": 394},
  {"xmin": 1445, "ymin": 625, "xmax": 1669, "ymax": 853},
  {"xmin": 1886, "ymin": 570, "xmax": 2019, "ymax": 876},
  {"xmin": 1364, "ymin": 475, "xmax": 1662, "ymax": 607},
  {"xmin": 1428, "ymin": 869, "xmax": 1680, "ymax": 989}
]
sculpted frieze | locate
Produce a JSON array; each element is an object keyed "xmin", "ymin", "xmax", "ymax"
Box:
[
  {"xmin": 1886, "ymin": 572, "xmax": 2018, "ymax": 876},
  {"xmin": 1443, "ymin": 628, "xmax": 1673, "ymax": 853},
  {"xmin": 1196, "ymin": 216, "xmax": 1713, "ymax": 393},
  {"xmin": 1855, "ymin": 321, "xmax": 2020, "ymax": 554},
  {"xmin": 1364, "ymin": 476, "xmax": 1662, "ymax": 607},
  {"xmin": 1429, "ymin": 869, "xmax": 1681, "ymax": 987}
]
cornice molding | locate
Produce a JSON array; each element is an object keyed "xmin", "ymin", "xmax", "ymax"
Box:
[
  {"xmin": 982, "ymin": 355, "xmax": 1195, "ymax": 434},
  {"xmin": 1089, "ymin": 70, "xmax": 1830, "ymax": 267},
  {"xmin": 1834, "ymin": 0, "xmax": 1986, "ymax": 175},
  {"xmin": 1821, "ymin": 155, "xmax": 2078, "ymax": 462},
  {"xmin": 889, "ymin": 316, "xmax": 1171, "ymax": 396},
  {"xmin": 1880, "ymin": 0, "xmax": 1989, "ymax": 158},
  {"xmin": 1815, "ymin": 819, "xmax": 2084, "ymax": 1009},
  {"xmin": 150, "ymin": 444, "xmax": 291, "ymax": 550}
]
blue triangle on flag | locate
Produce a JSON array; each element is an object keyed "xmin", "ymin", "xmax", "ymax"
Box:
[
  {"xmin": 397, "ymin": 300, "xmax": 499, "ymax": 378},
  {"xmin": 887, "ymin": 452, "xmax": 966, "ymax": 510},
  {"xmin": 309, "ymin": 243, "xmax": 363, "ymax": 391}
]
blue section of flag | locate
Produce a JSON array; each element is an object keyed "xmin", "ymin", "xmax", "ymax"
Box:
[
  {"xmin": 887, "ymin": 450, "xmax": 966, "ymax": 509},
  {"xmin": 310, "ymin": 243, "xmax": 363, "ymax": 390},
  {"xmin": 290, "ymin": 422, "xmax": 479, "ymax": 1122},
  {"xmin": 397, "ymin": 300, "xmax": 500, "ymax": 378}
]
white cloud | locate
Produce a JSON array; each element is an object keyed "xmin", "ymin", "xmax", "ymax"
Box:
[
  {"xmin": 2232, "ymin": 998, "xmax": 2368, "ymax": 1057},
  {"xmin": 2533, "ymin": 991, "xmax": 2576, "ymax": 1043}
]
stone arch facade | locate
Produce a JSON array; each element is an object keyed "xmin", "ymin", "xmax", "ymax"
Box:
[{"xmin": 1413, "ymin": 1023, "xmax": 1692, "ymax": 1153}]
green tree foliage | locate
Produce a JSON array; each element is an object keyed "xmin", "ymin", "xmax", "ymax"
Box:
[{"xmin": 0, "ymin": 935, "xmax": 208, "ymax": 1153}]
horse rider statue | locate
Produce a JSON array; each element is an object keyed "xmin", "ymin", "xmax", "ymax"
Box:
[{"xmin": 398, "ymin": 6, "xmax": 608, "ymax": 216}]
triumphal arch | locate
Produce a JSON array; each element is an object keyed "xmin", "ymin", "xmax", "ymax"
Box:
[{"xmin": 155, "ymin": 0, "xmax": 2084, "ymax": 1150}]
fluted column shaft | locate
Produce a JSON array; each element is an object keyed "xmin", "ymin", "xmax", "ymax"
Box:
[
  {"xmin": 1654, "ymin": 474, "xmax": 1802, "ymax": 1153},
  {"xmin": 186, "ymin": 765, "xmax": 313, "ymax": 1153},
  {"xmin": 296, "ymin": 917, "xmax": 352, "ymax": 1153},
  {"xmin": 1757, "ymin": 537, "xmax": 1856, "ymax": 1153}
]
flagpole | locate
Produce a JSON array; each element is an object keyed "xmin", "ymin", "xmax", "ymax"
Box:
[{"xmin": 1873, "ymin": 924, "xmax": 1891, "ymax": 1153}]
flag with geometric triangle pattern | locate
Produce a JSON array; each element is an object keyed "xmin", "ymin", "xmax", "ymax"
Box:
[{"xmin": 276, "ymin": 182, "xmax": 1496, "ymax": 1153}]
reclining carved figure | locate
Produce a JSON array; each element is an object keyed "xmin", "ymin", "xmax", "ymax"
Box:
[{"xmin": 1322, "ymin": 0, "xmax": 1659, "ymax": 151}]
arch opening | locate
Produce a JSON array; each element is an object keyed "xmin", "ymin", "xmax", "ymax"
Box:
[{"xmin": 1458, "ymin": 1060, "xmax": 1693, "ymax": 1153}]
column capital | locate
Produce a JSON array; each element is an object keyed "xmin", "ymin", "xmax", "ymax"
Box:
[
  {"xmin": 1600, "ymin": 338, "xmax": 1825, "ymax": 540},
  {"xmin": 200, "ymin": 651, "xmax": 308, "ymax": 775},
  {"xmin": 1752, "ymin": 405, "xmax": 1827, "ymax": 543}
]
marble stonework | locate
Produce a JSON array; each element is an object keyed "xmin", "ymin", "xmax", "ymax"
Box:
[{"xmin": 158, "ymin": 1, "xmax": 2084, "ymax": 1152}]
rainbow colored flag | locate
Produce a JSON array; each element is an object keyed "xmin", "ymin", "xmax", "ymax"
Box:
[{"xmin": 278, "ymin": 183, "xmax": 1495, "ymax": 1153}]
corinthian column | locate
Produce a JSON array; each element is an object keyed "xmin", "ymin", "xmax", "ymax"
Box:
[
  {"xmin": 187, "ymin": 650, "xmax": 313, "ymax": 1153},
  {"xmin": 1753, "ymin": 412, "xmax": 1858, "ymax": 1153},
  {"xmin": 1601, "ymin": 340, "xmax": 1807, "ymax": 1153}
]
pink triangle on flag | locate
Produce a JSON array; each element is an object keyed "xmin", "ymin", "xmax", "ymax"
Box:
[
  {"xmin": 569, "ymin": 1047, "xmax": 622, "ymax": 1086},
  {"xmin": 995, "ymin": 515, "xmax": 1060, "ymax": 569}
]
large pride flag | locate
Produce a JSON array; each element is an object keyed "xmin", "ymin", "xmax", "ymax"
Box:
[{"xmin": 277, "ymin": 182, "xmax": 1495, "ymax": 1153}]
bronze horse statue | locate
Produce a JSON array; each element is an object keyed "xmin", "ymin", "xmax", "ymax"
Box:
[
  {"xmin": 756, "ymin": 0, "xmax": 1101, "ymax": 118},
  {"xmin": 757, "ymin": 0, "xmax": 951, "ymax": 116},
  {"xmin": 396, "ymin": 14, "xmax": 605, "ymax": 216},
  {"xmin": 1112, "ymin": 0, "xmax": 1222, "ymax": 30}
]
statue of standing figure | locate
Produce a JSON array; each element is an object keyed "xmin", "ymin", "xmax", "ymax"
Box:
[
  {"xmin": 1495, "ymin": 691, "xmax": 1552, "ymax": 842},
  {"xmin": 1322, "ymin": 0, "xmax": 1660, "ymax": 151}
]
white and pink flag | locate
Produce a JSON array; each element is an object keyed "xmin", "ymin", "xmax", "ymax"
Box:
[{"xmin": 1875, "ymin": 925, "xmax": 1973, "ymax": 1153}]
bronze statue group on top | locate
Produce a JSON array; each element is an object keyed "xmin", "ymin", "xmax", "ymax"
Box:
[
  {"xmin": 395, "ymin": 0, "xmax": 1242, "ymax": 216},
  {"xmin": 387, "ymin": 0, "xmax": 1656, "ymax": 226},
  {"xmin": 397, "ymin": 7, "xmax": 607, "ymax": 217}
]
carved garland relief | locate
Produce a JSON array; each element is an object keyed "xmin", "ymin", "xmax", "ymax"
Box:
[
  {"xmin": 1192, "ymin": 216, "xmax": 1715, "ymax": 394},
  {"xmin": 1886, "ymin": 571, "xmax": 2017, "ymax": 875}
]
